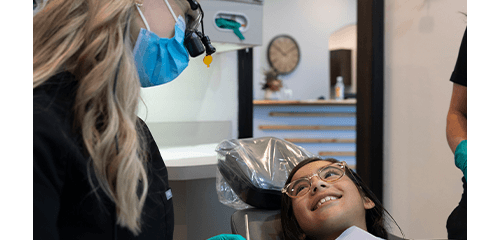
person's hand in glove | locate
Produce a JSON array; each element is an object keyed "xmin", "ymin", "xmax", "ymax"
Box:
[
  {"xmin": 207, "ymin": 234, "xmax": 246, "ymax": 240},
  {"xmin": 454, "ymin": 139, "xmax": 467, "ymax": 182}
]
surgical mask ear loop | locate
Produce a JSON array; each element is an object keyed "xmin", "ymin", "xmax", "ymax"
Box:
[
  {"xmin": 163, "ymin": 0, "xmax": 180, "ymax": 23},
  {"xmin": 134, "ymin": 3, "xmax": 150, "ymax": 31},
  {"xmin": 135, "ymin": 1, "xmax": 181, "ymax": 31}
]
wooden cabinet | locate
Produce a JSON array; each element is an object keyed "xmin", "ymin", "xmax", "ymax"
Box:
[{"xmin": 253, "ymin": 100, "xmax": 357, "ymax": 169}]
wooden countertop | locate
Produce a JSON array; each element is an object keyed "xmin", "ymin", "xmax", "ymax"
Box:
[{"xmin": 253, "ymin": 99, "xmax": 356, "ymax": 106}]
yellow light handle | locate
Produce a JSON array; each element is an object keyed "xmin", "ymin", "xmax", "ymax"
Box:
[{"xmin": 203, "ymin": 55, "xmax": 213, "ymax": 68}]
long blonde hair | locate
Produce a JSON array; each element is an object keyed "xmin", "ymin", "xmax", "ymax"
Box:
[{"xmin": 33, "ymin": 0, "xmax": 148, "ymax": 235}]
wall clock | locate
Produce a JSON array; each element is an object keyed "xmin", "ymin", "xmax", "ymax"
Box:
[{"xmin": 267, "ymin": 35, "xmax": 300, "ymax": 75}]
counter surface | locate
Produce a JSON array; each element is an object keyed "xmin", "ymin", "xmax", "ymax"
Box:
[{"xmin": 160, "ymin": 143, "xmax": 218, "ymax": 181}]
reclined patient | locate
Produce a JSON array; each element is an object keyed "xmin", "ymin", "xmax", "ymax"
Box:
[{"xmin": 280, "ymin": 157, "xmax": 404, "ymax": 240}]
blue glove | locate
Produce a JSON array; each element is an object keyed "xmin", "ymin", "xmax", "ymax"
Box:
[
  {"xmin": 454, "ymin": 140, "xmax": 467, "ymax": 182},
  {"xmin": 207, "ymin": 234, "xmax": 246, "ymax": 240}
]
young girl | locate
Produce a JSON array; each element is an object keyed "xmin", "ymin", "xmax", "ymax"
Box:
[{"xmin": 281, "ymin": 158, "xmax": 403, "ymax": 240}]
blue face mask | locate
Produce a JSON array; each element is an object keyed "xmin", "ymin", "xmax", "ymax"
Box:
[{"xmin": 133, "ymin": 1, "xmax": 190, "ymax": 88}]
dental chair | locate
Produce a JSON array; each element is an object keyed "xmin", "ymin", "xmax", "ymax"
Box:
[
  {"xmin": 231, "ymin": 208, "xmax": 282, "ymax": 240},
  {"xmin": 230, "ymin": 209, "xmax": 406, "ymax": 240},
  {"xmin": 215, "ymin": 137, "xmax": 306, "ymax": 240},
  {"xmin": 216, "ymin": 137, "xmax": 406, "ymax": 240}
]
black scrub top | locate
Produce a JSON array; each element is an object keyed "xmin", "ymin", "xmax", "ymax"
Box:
[
  {"xmin": 450, "ymin": 28, "xmax": 467, "ymax": 87},
  {"xmin": 33, "ymin": 72, "xmax": 174, "ymax": 240}
]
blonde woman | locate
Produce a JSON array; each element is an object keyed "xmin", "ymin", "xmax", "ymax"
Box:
[{"xmin": 33, "ymin": 0, "xmax": 237, "ymax": 239}]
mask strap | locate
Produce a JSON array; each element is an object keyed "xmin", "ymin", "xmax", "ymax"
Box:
[
  {"xmin": 163, "ymin": 0, "xmax": 179, "ymax": 23},
  {"xmin": 134, "ymin": 3, "xmax": 150, "ymax": 31}
]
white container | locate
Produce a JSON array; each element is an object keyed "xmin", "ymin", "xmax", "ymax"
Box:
[{"xmin": 334, "ymin": 76, "xmax": 345, "ymax": 100}]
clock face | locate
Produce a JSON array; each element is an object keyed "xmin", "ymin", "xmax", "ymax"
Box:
[{"xmin": 267, "ymin": 35, "xmax": 300, "ymax": 75}]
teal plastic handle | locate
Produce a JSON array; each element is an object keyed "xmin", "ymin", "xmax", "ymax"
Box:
[{"xmin": 215, "ymin": 18, "xmax": 245, "ymax": 40}]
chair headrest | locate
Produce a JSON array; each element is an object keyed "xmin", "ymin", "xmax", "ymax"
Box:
[{"xmin": 216, "ymin": 137, "xmax": 316, "ymax": 209}]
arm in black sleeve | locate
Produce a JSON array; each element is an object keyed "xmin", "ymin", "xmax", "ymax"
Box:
[
  {"xmin": 33, "ymin": 111, "xmax": 67, "ymax": 240},
  {"xmin": 450, "ymin": 28, "xmax": 467, "ymax": 87},
  {"xmin": 446, "ymin": 28, "xmax": 467, "ymax": 153}
]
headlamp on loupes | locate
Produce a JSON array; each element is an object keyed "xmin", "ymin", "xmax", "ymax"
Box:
[{"xmin": 184, "ymin": 0, "xmax": 216, "ymax": 58}]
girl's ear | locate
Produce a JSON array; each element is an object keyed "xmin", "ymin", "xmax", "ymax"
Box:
[{"xmin": 363, "ymin": 197, "xmax": 375, "ymax": 210}]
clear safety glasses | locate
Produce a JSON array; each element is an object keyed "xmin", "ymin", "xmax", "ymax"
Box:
[{"xmin": 281, "ymin": 161, "xmax": 347, "ymax": 198}]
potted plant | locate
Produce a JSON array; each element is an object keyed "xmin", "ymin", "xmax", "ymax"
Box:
[{"xmin": 262, "ymin": 69, "xmax": 283, "ymax": 100}]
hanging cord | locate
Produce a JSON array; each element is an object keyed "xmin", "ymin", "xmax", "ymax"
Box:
[
  {"xmin": 186, "ymin": 0, "xmax": 205, "ymax": 35},
  {"xmin": 198, "ymin": 4, "xmax": 205, "ymax": 35}
]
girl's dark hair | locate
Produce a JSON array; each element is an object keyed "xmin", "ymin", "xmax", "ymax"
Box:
[{"xmin": 280, "ymin": 158, "xmax": 404, "ymax": 240}]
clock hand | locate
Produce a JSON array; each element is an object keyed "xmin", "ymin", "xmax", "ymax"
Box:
[
  {"xmin": 284, "ymin": 46, "xmax": 297, "ymax": 54},
  {"xmin": 281, "ymin": 46, "xmax": 290, "ymax": 56},
  {"xmin": 274, "ymin": 45, "xmax": 287, "ymax": 56}
]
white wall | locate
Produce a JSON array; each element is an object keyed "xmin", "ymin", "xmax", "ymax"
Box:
[
  {"xmin": 253, "ymin": 0, "xmax": 357, "ymax": 100},
  {"xmin": 384, "ymin": 0, "xmax": 467, "ymax": 239},
  {"xmin": 138, "ymin": 51, "xmax": 239, "ymax": 140}
]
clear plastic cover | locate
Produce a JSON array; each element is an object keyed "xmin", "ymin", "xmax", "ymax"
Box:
[{"xmin": 215, "ymin": 137, "xmax": 316, "ymax": 209}]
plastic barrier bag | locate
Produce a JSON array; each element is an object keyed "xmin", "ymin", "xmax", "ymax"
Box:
[{"xmin": 215, "ymin": 137, "xmax": 316, "ymax": 210}]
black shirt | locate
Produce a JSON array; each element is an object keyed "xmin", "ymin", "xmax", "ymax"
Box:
[
  {"xmin": 450, "ymin": 28, "xmax": 467, "ymax": 87},
  {"xmin": 33, "ymin": 72, "xmax": 174, "ymax": 240}
]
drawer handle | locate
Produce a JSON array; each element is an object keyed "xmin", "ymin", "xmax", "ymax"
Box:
[
  {"xmin": 318, "ymin": 151, "xmax": 355, "ymax": 156},
  {"xmin": 253, "ymin": 100, "xmax": 356, "ymax": 106},
  {"xmin": 269, "ymin": 112, "xmax": 355, "ymax": 117},
  {"xmin": 259, "ymin": 125, "xmax": 355, "ymax": 130}
]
